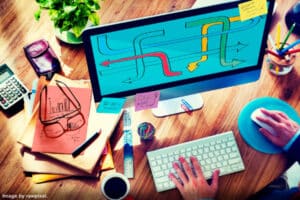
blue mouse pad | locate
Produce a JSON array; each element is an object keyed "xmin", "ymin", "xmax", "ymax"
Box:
[{"xmin": 238, "ymin": 96, "xmax": 300, "ymax": 154}]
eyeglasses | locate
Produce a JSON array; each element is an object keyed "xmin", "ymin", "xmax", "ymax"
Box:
[{"xmin": 39, "ymin": 80, "xmax": 85, "ymax": 138}]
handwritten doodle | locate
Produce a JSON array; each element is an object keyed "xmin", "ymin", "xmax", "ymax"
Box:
[{"xmin": 135, "ymin": 91, "xmax": 160, "ymax": 111}]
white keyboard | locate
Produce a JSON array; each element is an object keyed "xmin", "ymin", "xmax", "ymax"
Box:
[{"xmin": 146, "ymin": 131, "xmax": 245, "ymax": 192}]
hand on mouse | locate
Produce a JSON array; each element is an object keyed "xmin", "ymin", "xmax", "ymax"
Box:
[
  {"xmin": 256, "ymin": 108, "xmax": 300, "ymax": 147},
  {"xmin": 169, "ymin": 156, "xmax": 220, "ymax": 200}
]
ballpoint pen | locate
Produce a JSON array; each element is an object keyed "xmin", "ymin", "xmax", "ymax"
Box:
[{"xmin": 72, "ymin": 131, "xmax": 101, "ymax": 157}]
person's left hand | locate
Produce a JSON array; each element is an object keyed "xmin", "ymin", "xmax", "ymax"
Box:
[{"xmin": 169, "ymin": 156, "xmax": 220, "ymax": 200}]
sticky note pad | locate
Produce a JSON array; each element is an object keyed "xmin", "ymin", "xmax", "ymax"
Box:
[
  {"xmin": 135, "ymin": 91, "xmax": 160, "ymax": 111},
  {"xmin": 238, "ymin": 0, "xmax": 267, "ymax": 21},
  {"xmin": 97, "ymin": 97, "xmax": 126, "ymax": 113}
]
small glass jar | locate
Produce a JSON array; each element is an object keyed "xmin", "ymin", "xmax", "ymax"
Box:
[{"xmin": 267, "ymin": 46, "xmax": 296, "ymax": 76}]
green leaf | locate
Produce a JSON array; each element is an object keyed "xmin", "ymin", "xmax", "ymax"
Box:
[
  {"xmin": 63, "ymin": 5, "xmax": 77, "ymax": 14},
  {"xmin": 88, "ymin": 12, "xmax": 100, "ymax": 25},
  {"xmin": 35, "ymin": 0, "xmax": 51, "ymax": 8},
  {"xmin": 72, "ymin": 24, "xmax": 86, "ymax": 38},
  {"xmin": 34, "ymin": 8, "xmax": 41, "ymax": 21}
]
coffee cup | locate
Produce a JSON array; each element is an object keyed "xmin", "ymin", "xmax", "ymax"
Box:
[{"xmin": 101, "ymin": 172, "xmax": 130, "ymax": 200}]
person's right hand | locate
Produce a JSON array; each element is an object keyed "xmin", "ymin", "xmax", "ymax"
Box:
[
  {"xmin": 256, "ymin": 108, "xmax": 300, "ymax": 148},
  {"xmin": 169, "ymin": 156, "xmax": 219, "ymax": 200}
]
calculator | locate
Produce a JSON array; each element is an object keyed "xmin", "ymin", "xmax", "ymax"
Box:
[{"xmin": 0, "ymin": 64, "xmax": 29, "ymax": 110}]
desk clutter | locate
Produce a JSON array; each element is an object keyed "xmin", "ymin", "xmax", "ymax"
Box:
[
  {"xmin": 15, "ymin": 71, "xmax": 160, "ymax": 184},
  {"xmin": 266, "ymin": 22, "xmax": 300, "ymax": 75},
  {"xmin": 17, "ymin": 74, "xmax": 122, "ymax": 183},
  {"xmin": 11, "ymin": 40, "xmax": 164, "ymax": 183}
]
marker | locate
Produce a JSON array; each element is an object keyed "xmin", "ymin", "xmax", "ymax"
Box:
[
  {"xmin": 181, "ymin": 99, "xmax": 193, "ymax": 114},
  {"xmin": 72, "ymin": 130, "xmax": 101, "ymax": 157}
]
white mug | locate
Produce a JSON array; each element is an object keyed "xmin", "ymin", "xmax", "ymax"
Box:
[{"xmin": 101, "ymin": 172, "xmax": 130, "ymax": 200}]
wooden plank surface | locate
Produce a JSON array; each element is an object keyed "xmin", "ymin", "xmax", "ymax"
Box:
[{"xmin": 0, "ymin": 0, "xmax": 299, "ymax": 199}]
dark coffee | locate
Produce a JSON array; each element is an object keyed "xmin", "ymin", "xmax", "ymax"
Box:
[{"xmin": 104, "ymin": 177, "xmax": 127, "ymax": 199}]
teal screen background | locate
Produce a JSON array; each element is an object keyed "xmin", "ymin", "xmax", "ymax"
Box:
[{"xmin": 89, "ymin": 6, "xmax": 268, "ymax": 96}]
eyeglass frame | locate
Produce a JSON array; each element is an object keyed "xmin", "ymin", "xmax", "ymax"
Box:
[{"xmin": 39, "ymin": 80, "xmax": 85, "ymax": 138}]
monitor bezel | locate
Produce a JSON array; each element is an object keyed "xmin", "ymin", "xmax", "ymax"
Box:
[{"xmin": 83, "ymin": 0, "xmax": 275, "ymax": 102}]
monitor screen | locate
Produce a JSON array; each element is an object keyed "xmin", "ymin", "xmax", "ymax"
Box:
[{"xmin": 83, "ymin": 0, "xmax": 274, "ymax": 103}]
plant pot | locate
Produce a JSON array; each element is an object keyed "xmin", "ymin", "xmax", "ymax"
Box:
[
  {"xmin": 55, "ymin": 29, "xmax": 83, "ymax": 45},
  {"xmin": 54, "ymin": 21, "xmax": 94, "ymax": 44}
]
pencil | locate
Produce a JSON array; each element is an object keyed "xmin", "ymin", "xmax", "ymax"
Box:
[
  {"xmin": 279, "ymin": 22, "xmax": 296, "ymax": 50},
  {"xmin": 276, "ymin": 22, "xmax": 281, "ymax": 49},
  {"xmin": 72, "ymin": 130, "xmax": 101, "ymax": 157}
]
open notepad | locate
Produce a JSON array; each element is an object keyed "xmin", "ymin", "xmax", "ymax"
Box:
[{"xmin": 18, "ymin": 74, "xmax": 122, "ymax": 174}]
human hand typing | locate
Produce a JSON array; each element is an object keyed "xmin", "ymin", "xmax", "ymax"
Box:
[
  {"xmin": 256, "ymin": 108, "xmax": 300, "ymax": 148},
  {"xmin": 169, "ymin": 156, "xmax": 220, "ymax": 200}
]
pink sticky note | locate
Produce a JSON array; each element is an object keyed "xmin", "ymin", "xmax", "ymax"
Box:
[{"xmin": 135, "ymin": 91, "xmax": 160, "ymax": 111}]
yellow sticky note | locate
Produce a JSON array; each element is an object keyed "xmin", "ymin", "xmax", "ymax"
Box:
[{"xmin": 238, "ymin": 0, "xmax": 267, "ymax": 21}]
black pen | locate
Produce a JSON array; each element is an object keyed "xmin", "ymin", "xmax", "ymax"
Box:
[{"xmin": 72, "ymin": 130, "xmax": 101, "ymax": 157}]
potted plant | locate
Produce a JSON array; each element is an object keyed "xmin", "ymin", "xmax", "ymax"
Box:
[{"xmin": 34, "ymin": 0, "xmax": 101, "ymax": 44}]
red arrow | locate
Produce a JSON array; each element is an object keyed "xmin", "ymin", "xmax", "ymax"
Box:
[{"xmin": 101, "ymin": 52, "xmax": 182, "ymax": 77}]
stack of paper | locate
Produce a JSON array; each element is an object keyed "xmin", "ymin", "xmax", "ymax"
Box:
[{"xmin": 18, "ymin": 74, "xmax": 122, "ymax": 183}]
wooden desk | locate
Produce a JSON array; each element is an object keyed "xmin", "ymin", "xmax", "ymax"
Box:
[{"xmin": 0, "ymin": 0, "xmax": 299, "ymax": 199}]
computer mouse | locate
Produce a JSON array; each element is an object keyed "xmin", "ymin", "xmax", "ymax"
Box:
[{"xmin": 250, "ymin": 108, "xmax": 277, "ymax": 135}]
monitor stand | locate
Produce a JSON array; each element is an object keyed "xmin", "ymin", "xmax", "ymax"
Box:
[
  {"xmin": 192, "ymin": 0, "xmax": 239, "ymax": 8},
  {"xmin": 152, "ymin": 94, "xmax": 204, "ymax": 117}
]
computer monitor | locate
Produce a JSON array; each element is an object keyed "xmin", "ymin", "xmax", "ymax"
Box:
[{"xmin": 82, "ymin": 0, "xmax": 275, "ymax": 117}]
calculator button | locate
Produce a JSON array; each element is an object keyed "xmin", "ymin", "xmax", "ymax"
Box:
[{"xmin": 19, "ymin": 87, "xmax": 27, "ymax": 94}]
